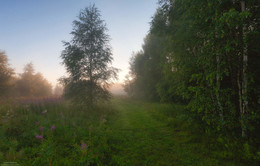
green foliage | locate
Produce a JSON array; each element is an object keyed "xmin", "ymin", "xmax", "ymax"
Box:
[
  {"xmin": 1, "ymin": 97, "xmax": 259, "ymax": 165},
  {"xmin": 0, "ymin": 52, "xmax": 52, "ymax": 98},
  {"xmin": 0, "ymin": 51, "xmax": 14, "ymax": 97},
  {"xmin": 60, "ymin": 5, "xmax": 118, "ymax": 107},
  {"xmin": 0, "ymin": 98, "xmax": 116, "ymax": 165},
  {"xmin": 124, "ymin": 34, "xmax": 166, "ymax": 101},
  {"xmin": 126, "ymin": 0, "xmax": 260, "ymax": 158},
  {"xmin": 15, "ymin": 63, "xmax": 52, "ymax": 97}
]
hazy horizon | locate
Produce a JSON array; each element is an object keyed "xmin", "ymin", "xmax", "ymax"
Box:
[{"xmin": 0, "ymin": 0, "xmax": 157, "ymax": 87}]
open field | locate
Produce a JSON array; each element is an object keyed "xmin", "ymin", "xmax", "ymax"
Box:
[{"xmin": 0, "ymin": 97, "xmax": 258, "ymax": 165}]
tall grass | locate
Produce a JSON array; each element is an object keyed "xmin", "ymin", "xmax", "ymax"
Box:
[
  {"xmin": 0, "ymin": 97, "xmax": 259, "ymax": 165},
  {"xmin": 0, "ymin": 97, "xmax": 115, "ymax": 165}
]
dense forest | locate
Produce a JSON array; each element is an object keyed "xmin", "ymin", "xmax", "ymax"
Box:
[{"xmin": 124, "ymin": 0, "xmax": 259, "ymax": 156}]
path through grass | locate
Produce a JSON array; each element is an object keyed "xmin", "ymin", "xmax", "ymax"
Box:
[
  {"xmin": 106, "ymin": 98, "xmax": 231, "ymax": 166},
  {"xmin": 0, "ymin": 98, "xmax": 247, "ymax": 165},
  {"xmin": 108, "ymin": 99, "xmax": 175, "ymax": 165}
]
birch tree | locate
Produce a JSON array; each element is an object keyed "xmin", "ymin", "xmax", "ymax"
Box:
[{"xmin": 60, "ymin": 5, "xmax": 118, "ymax": 107}]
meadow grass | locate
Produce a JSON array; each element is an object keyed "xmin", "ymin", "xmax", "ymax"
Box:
[
  {"xmin": 0, "ymin": 98, "xmax": 116, "ymax": 165},
  {"xmin": 0, "ymin": 97, "xmax": 257, "ymax": 165}
]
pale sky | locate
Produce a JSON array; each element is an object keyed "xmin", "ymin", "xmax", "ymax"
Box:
[{"xmin": 0, "ymin": 0, "xmax": 158, "ymax": 86}]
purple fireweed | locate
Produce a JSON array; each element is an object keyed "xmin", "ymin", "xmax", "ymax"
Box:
[
  {"xmin": 33, "ymin": 99, "xmax": 40, "ymax": 106},
  {"xmin": 89, "ymin": 125, "xmax": 92, "ymax": 131},
  {"xmin": 40, "ymin": 126, "xmax": 44, "ymax": 132},
  {"xmin": 50, "ymin": 125, "xmax": 55, "ymax": 130},
  {"xmin": 17, "ymin": 97, "xmax": 62, "ymax": 106},
  {"xmin": 41, "ymin": 110, "xmax": 47, "ymax": 115},
  {"xmin": 36, "ymin": 121, "xmax": 40, "ymax": 126},
  {"xmin": 81, "ymin": 141, "xmax": 87, "ymax": 150},
  {"xmin": 36, "ymin": 135, "xmax": 43, "ymax": 140}
]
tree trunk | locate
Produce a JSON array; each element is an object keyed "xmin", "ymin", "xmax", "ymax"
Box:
[
  {"xmin": 216, "ymin": 54, "xmax": 224, "ymax": 123},
  {"xmin": 240, "ymin": 0, "xmax": 248, "ymax": 138},
  {"xmin": 89, "ymin": 55, "xmax": 93, "ymax": 107},
  {"xmin": 237, "ymin": 71, "xmax": 245, "ymax": 137}
]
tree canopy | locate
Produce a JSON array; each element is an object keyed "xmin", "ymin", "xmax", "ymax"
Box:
[
  {"xmin": 0, "ymin": 50, "xmax": 14, "ymax": 97},
  {"xmin": 15, "ymin": 63, "xmax": 52, "ymax": 97},
  {"xmin": 0, "ymin": 51, "xmax": 53, "ymax": 98},
  {"xmin": 60, "ymin": 5, "xmax": 118, "ymax": 107},
  {"xmin": 125, "ymin": 0, "xmax": 260, "ymax": 142}
]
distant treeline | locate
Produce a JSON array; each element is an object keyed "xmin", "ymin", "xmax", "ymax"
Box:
[
  {"xmin": 124, "ymin": 0, "xmax": 259, "ymax": 143},
  {"xmin": 0, "ymin": 51, "xmax": 63, "ymax": 98}
]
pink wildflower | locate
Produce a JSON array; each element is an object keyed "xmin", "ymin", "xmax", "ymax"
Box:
[
  {"xmin": 36, "ymin": 135, "xmax": 43, "ymax": 140},
  {"xmin": 89, "ymin": 125, "xmax": 92, "ymax": 131},
  {"xmin": 50, "ymin": 125, "xmax": 55, "ymax": 130},
  {"xmin": 40, "ymin": 126, "xmax": 44, "ymax": 132},
  {"xmin": 41, "ymin": 110, "xmax": 47, "ymax": 115},
  {"xmin": 81, "ymin": 141, "xmax": 87, "ymax": 150},
  {"xmin": 36, "ymin": 121, "xmax": 40, "ymax": 126}
]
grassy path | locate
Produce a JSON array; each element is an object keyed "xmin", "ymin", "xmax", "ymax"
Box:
[
  {"xmin": 106, "ymin": 99, "xmax": 225, "ymax": 166},
  {"xmin": 108, "ymin": 99, "xmax": 176, "ymax": 165},
  {"xmin": 0, "ymin": 98, "xmax": 250, "ymax": 165}
]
